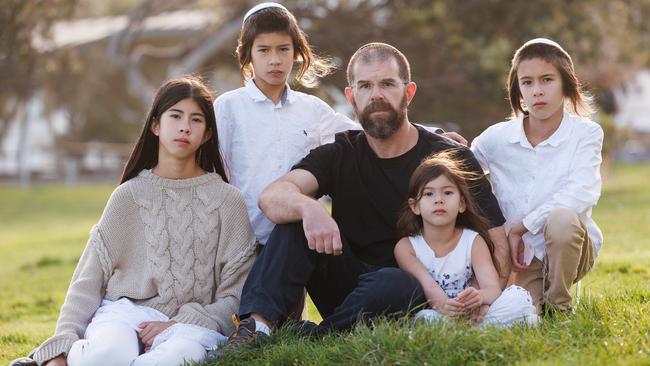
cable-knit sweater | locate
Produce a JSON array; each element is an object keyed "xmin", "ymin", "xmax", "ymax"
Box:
[{"xmin": 31, "ymin": 169, "xmax": 256, "ymax": 365}]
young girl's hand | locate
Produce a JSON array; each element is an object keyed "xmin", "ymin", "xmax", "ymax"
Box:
[
  {"xmin": 430, "ymin": 294, "xmax": 466, "ymax": 317},
  {"xmin": 424, "ymin": 285, "xmax": 465, "ymax": 317},
  {"xmin": 471, "ymin": 304, "xmax": 490, "ymax": 323},
  {"xmin": 439, "ymin": 298, "xmax": 467, "ymax": 317},
  {"xmin": 455, "ymin": 286, "xmax": 483, "ymax": 311},
  {"xmin": 138, "ymin": 320, "xmax": 177, "ymax": 349}
]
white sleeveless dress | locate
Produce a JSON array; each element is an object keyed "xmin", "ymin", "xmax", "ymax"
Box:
[{"xmin": 410, "ymin": 228, "xmax": 538, "ymax": 327}]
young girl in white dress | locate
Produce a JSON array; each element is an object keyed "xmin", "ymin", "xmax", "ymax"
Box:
[{"xmin": 394, "ymin": 152, "xmax": 538, "ymax": 327}]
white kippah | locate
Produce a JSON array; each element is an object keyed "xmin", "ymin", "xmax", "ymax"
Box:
[
  {"xmin": 242, "ymin": 2, "xmax": 289, "ymax": 25},
  {"xmin": 521, "ymin": 38, "xmax": 571, "ymax": 59}
]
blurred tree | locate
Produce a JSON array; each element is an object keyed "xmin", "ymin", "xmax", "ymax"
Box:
[
  {"xmin": 105, "ymin": 0, "xmax": 251, "ymax": 105},
  {"xmin": 0, "ymin": 0, "xmax": 77, "ymax": 145},
  {"xmin": 36, "ymin": 0, "xmax": 250, "ymax": 146},
  {"xmin": 41, "ymin": 49, "xmax": 142, "ymax": 144},
  {"xmin": 598, "ymin": 111, "xmax": 630, "ymax": 170},
  {"xmin": 278, "ymin": 0, "xmax": 650, "ymax": 140},
  {"xmin": 5, "ymin": 0, "xmax": 649, "ymax": 158}
]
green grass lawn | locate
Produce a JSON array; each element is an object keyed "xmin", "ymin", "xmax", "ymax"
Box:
[{"xmin": 1, "ymin": 164, "xmax": 649, "ymax": 365}]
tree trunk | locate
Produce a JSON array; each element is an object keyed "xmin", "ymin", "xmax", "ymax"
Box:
[{"xmin": 15, "ymin": 103, "xmax": 31, "ymax": 186}]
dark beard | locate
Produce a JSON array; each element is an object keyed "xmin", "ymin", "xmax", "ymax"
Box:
[{"xmin": 355, "ymin": 95, "xmax": 407, "ymax": 139}]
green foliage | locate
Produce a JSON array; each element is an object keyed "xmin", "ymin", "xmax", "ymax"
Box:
[
  {"xmin": 4, "ymin": 0, "xmax": 648, "ymax": 148},
  {"xmin": 41, "ymin": 49, "xmax": 144, "ymax": 143},
  {"xmin": 0, "ymin": 184, "xmax": 114, "ymax": 361},
  {"xmin": 293, "ymin": 0, "xmax": 650, "ymax": 139},
  {"xmin": 1, "ymin": 163, "xmax": 649, "ymax": 364},
  {"xmin": 211, "ymin": 293, "xmax": 650, "ymax": 365},
  {"xmin": 599, "ymin": 112, "xmax": 630, "ymax": 160}
]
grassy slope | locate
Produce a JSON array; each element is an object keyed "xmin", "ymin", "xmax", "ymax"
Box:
[
  {"xmin": 0, "ymin": 185, "xmax": 115, "ymax": 362},
  {"xmin": 1, "ymin": 164, "xmax": 649, "ymax": 365},
  {"xmin": 210, "ymin": 163, "xmax": 650, "ymax": 365}
]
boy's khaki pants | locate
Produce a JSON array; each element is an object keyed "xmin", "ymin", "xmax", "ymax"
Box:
[{"xmin": 514, "ymin": 208, "xmax": 594, "ymax": 312}]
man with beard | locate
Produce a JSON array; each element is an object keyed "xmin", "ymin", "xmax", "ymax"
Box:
[{"xmin": 220, "ymin": 42, "xmax": 509, "ymax": 349}]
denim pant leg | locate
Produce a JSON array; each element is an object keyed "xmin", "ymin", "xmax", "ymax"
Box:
[
  {"xmin": 318, "ymin": 267, "xmax": 426, "ymax": 332},
  {"xmin": 238, "ymin": 222, "xmax": 318, "ymax": 324},
  {"xmin": 238, "ymin": 222, "xmax": 426, "ymax": 331},
  {"xmin": 305, "ymin": 238, "xmax": 375, "ymax": 320}
]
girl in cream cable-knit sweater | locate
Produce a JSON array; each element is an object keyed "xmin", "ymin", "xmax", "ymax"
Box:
[{"xmin": 23, "ymin": 77, "xmax": 257, "ymax": 366}]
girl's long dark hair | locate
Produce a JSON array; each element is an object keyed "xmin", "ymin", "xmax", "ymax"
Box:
[
  {"xmin": 120, "ymin": 76, "xmax": 227, "ymax": 184},
  {"xmin": 396, "ymin": 150, "xmax": 499, "ymax": 272}
]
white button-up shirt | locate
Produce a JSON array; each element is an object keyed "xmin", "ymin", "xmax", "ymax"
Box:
[
  {"xmin": 471, "ymin": 112, "xmax": 604, "ymax": 264},
  {"xmin": 214, "ymin": 81, "xmax": 359, "ymax": 244}
]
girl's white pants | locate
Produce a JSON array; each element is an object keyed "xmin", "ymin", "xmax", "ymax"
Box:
[
  {"xmin": 67, "ymin": 298, "xmax": 226, "ymax": 366},
  {"xmin": 414, "ymin": 285, "xmax": 539, "ymax": 327}
]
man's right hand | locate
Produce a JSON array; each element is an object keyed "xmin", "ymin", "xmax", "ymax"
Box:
[
  {"xmin": 45, "ymin": 355, "xmax": 67, "ymax": 366},
  {"xmin": 300, "ymin": 200, "xmax": 342, "ymax": 255}
]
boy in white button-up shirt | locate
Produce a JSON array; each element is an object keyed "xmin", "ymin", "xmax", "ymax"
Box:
[
  {"xmin": 216, "ymin": 77, "xmax": 358, "ymax": 246},
  {"xmin": 471, "ymin": 38, "xmax": 603, "ymax": 313},
  {"xmin": 213, "ymin": 3, "xmax": 359, "ymax": 247}
]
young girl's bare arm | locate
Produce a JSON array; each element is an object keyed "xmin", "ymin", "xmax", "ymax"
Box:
[
  {"xmin": 467, "ymin": 235, "xmax": 502, "ymax": 307},
  {"xmin": 394, "ymin": 237, "xmax": 464, "ymax": 316}
]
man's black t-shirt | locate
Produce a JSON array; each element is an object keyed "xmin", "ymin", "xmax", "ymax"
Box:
[{"xmin": 293, "ymin": 125, "xmax": 505, "ymax": 267}]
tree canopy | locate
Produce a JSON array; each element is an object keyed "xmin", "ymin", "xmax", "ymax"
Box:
[{"xmin": 2, "ymin": 0, "xmax": 649, "ymax": 147}]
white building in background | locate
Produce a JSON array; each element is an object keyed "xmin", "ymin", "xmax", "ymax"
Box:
[
  {"xmin": 0, "ymin": 94, "xmax": 68, "ymax": 179},
  {"xmin": 614, "ymin": 70, "xmax": 650, "ymax": 161},
  {"xmin": 0, "ymin": 97, "xmax": 130, "ymax": 183}
]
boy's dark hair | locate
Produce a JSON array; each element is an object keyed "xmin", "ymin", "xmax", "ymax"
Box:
[
  {"xmin": 508, "ymin": 39, "xmax": 594, "ymax": 117},
  {"xmin": 236, "ymin": 7, "xmax": 334, "ymax": 88}
]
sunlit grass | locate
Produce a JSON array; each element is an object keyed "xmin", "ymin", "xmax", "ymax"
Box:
[{"xmin": 1, "ymin": 163, "xmax": 649, "ymax": 364}]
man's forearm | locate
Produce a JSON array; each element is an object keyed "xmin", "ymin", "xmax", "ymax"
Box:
[
  {"xmin": 258, "ymin": 180, "xmax": 316, "ymax": 224},
  {"xmin": 488, "ymin": 226, "xmax": 511, "ymax": 289}
]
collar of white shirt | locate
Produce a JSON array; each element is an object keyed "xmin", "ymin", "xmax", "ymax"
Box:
[
  {"xmin": 507, "ymin": 111, "xmax": 575, "ymax": 149},
  {"xmin": 244, "ymin": 80, "xmax": 297, "ymax": 106}
]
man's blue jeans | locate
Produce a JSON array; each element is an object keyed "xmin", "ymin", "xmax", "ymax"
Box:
[{"xmin": 238, "ymin": 222, "xmax": 426, "ymax": 333}]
